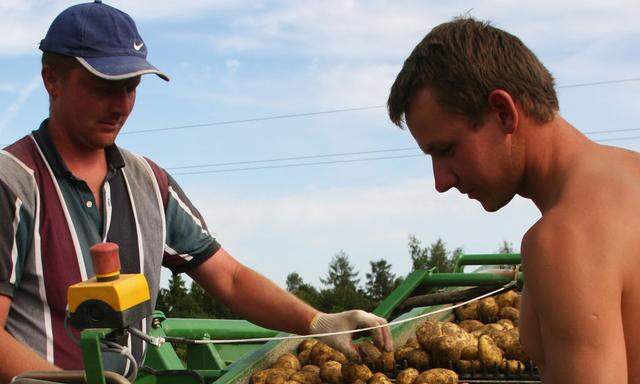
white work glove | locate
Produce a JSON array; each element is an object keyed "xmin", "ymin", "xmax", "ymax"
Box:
[{"xmin": 309, "ymin": 310, "xmax": 393, "ymax": 362}]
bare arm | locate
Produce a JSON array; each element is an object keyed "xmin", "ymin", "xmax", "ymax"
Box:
[
  {"xmin": 188, "ymin": 248, "xmax": 319, "ymax": 335},
  {"xmin": 0, "ymin": 295, "xmax": 59, "ymax": 382},
  {"xmin": 522, "ymin": 222, "xmax": 627, "ymax": 384}
]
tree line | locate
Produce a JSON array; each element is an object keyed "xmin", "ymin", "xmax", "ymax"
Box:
[{"xmin": 155, "ymin": 237, "xmax": 515, "ymax": 319}]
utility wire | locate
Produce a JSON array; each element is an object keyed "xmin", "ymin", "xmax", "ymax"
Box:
[
  {"xmin": 169, "ymin": 134, "xmax": 640, "ymax": 176},
  {"xmin": 120, "ymin": 77, "xmax": 640, "ymax": 136},
  {"xmin": 171, "ymin": 154, "xmax": 425, "ymax": 176}
]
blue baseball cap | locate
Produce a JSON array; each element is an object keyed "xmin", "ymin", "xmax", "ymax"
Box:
[{"xmin": 39, "ymin": 0, "xmax": 169, "ymax": 81}]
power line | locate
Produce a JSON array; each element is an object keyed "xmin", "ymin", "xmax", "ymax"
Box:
[
  {"xmin": 169, "ymin": 134, "xmax": 640, "ymax": 176},
  {"xmin": 171, "ymin": 154, "xmax": 425, "ymax": 176},
  {"xmin": 167, "ymin": 147, "xmax": 418, "ymax": 170},
  {"xmin": 120, "ymin": 77, "xmax": 640, "ymax": 136}
]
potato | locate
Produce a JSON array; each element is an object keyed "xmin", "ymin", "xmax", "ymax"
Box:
[
  {"xmin": 456, "ymin": 360, "xmax": 482, "ymax": 374},
  {"xmin": 406, "ymin": 348, "xmax": 430, "ymax": 371},
  {"xmin": 478, "ymin": 335, "xmax": 503, "ymax": 368},
  {"xmin": 431, "ymin": 336, "xmax": 462, "ymax": 367},
  {"xmin": 332, "ymin": 350, "xmax": 348, "ymax": 364},
  {"xmin": 414, "ymin": 368, "xmax": 458, "ymax": 384},
  {"xmin": 298, "ymin": 349, "xmax": 312, "ymax": 365},
  {"xmin": 495, "ymin": 290, "xmax": 519, "ymax": 308},
  {"xmin": 289, "ymin": 370, "xmax": 321, "ymax": 384},
  {"xmin": 252, "ymin": 369, "xmax": 289, "ymax": 384},
  {"xmin": 405, "ymin": 337, "xmax": 420, "ymax": 349},
  {"xmin": 310, "ymin": 342, "xmax": 336, "ymax": 366},
  {"xmin": 272, "ymin": 353, "xmax": 302, "ymax": 370},
  {"xmin": 368, "ymin": 372, "xmax": 392, "ymax": 384},
  {"xmin": 342, "ymin": 363, "xmax": 373, "ymax": 384},
  {"xmin": 416, "ymin": 319, "xmax": 443, "ymax": 351},
  {"xmin": 498, "ymin": 307, "xmax": 520, "ymax": 323},
  {"xmin": 460, "ymin": 337, "xmax": 478, "ymax": 360},
  {"xmin": 319, "ymin": 361, "xmax": 342, "ymax": 384},
  {"xmin": 478, "ymin": 297, "xmax": 499, "ymax": 323},
  {"xmin": 496, "ymin": 319, "xmax": 514, "ymax": 330},
  {"xmin": 302, "ymin": 365, "xmax": 320, "ymax": 374},
  {"xmin": 375, "ymin": 351, "xmax": 395, "ymax": 373},
  {"xmin": 395, "ymin": 345, "xmax": 417, "ymax": 363},
  {"xmin": 358, "ymin": 341, "xmax": 382, "ymax": 367},
  {"xmin": 513, "ymin": 294, "xmax": 521, "ymax": 310},
  {"xmin": 299, "ymin": 339, "xmax": 319, "ymax": 354},
  {"xmin": 458, "ymin": 320, "xmax": 484, "ymax": 333},
  {"xmin": 396, "ymin": 368, "xmax": 419, "ymax": 384},
  {"xmin": 501, "ymin": 359, "xmax": 525, "ymax": 374},
  {"xmin": 284, "ymin": 381, "xmax": 299, "ymax": 384},
  {"xmin": 454, "ymin": 301, "xmax": 479, "ymax": 321},
  {"xmin": 491, "ymin": 330, "xmax": 526, "ymax": 361}
]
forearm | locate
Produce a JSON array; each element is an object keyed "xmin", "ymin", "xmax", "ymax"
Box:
[
  {"xmin": 216, "ymin": 265, "xmax": 319, "ymax": 335},
  {"xmin": 0, "ymin": 329, "xmax": 60, "ymax": 382}
]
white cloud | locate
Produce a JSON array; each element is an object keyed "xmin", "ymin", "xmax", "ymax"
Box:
[
  {"xmin": 187, "ymin": 178, "xmax": 539, "ymax": 286},
  {"xmin": 0, "ymin": 75, "xmax": 42, "ymax": 132}
]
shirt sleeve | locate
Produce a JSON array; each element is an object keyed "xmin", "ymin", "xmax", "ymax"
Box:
[
  {"xmin": 162, "ymin": 174, "xmax": 221, "ymax": 274},
  {"xmin": 0, "ymin": 178, "xmax": 31, "ymax": 297}
]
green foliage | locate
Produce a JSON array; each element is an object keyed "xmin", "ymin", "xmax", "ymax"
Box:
[
  {"xmin": 408, "ymin": 235, "xmax": 462, "ymax": 273},
  {"xmin": 365, "ymin": 259, "xmax": 397, "ymax": 301},
  {"xmin": 497, "ymin": 240, "xmax": 515, "ymax": 254},
  {"xmin": 320, "ymin": 250, "xmax": 360, "ymax": 290}
]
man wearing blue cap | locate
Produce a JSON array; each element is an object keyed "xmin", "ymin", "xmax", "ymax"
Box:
[{"xmin": 0, "ymin": 1, "xmax": 391, "ymax": 379}]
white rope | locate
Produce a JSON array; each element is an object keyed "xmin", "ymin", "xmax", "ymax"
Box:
[{"xmin": 132, "ymin": 278, "xmax": 517, "ymax": 346}]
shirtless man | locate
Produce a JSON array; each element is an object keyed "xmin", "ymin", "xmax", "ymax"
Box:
[{"xmin": 387, "ymin": 18, "xmax": 639, "ymax": 383}]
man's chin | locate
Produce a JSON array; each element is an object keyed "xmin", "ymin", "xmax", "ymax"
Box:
[{"xmin": 479, "ymin": 194, "xmax": 514, "ymax": 212}]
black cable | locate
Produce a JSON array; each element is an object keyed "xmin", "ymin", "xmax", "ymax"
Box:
[
  {"xmin": 118, "ymin": 77, "xmax": 640, "ymax": 136},
  {"xmin": 171, "ymin": 153, "xmax": 425, "ymax": 176},
  {"xmin": 167, "ymin": 147, "xmax": 419, "ymax": 170}
]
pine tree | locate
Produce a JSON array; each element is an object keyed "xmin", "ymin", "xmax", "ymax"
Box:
[
  {"xmin": 497, "ymin": 240, "xmax": 515, "ymax": 254},
  {"xmin": 162, "ymin": 274, "xmax": 198, "ymax": 318},
  {"xmin": 408, "ymin": 235, "xmax": 462, "ymax": 273},
  {"xmin": 320, "ymin": 250, "xmax": 360, "ymax": 290},
  {"xmin": 365, "ymin": 259, "xmax": 396, "ymax": 301},
  {"xmin": 286, "ymin": 272, "xmax": 305, "ymax": 292}
]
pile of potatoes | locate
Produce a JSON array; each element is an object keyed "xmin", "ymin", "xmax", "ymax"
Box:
[
  {"xmin": 251, "ymin": 290, "xmax": 525, "ymax": 384},
  {"xmin": 395, "ymin": 289, "xmax": 527, "ymax": 376}
]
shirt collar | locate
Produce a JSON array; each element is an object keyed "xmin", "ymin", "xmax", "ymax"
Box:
[{"xmin": 32, "ymin": 119, "xmax": 125, "ymax": 179}]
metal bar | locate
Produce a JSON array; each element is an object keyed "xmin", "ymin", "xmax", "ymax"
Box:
[
  {"xmin": 160, "ymin": 318, "xmax": 279, "ymax": 340},
  {"xmin": 422, "ymin": 272, "xmax": 523, "ymax": 287},
  {"xmin": 186, "ymin": 336, "xmax": 227, "ymax": 370},
  {"xmin": 140, "ymin": 316, "xmax": 184, "ymax": 373},
  {"xmin": 81, "ymin": 329, "xmax": 109, "ymax": 384},
  {"xmin": 455, "ymin": 253, "xmax": 521, "ymax": 272},
  {"xmin": 373, "ymin": 269, "xmax": 430, "ymax": 318}
]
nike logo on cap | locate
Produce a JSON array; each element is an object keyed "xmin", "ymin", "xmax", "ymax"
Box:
[{"xmin": 133, "ymin": 42, "xmax": 144, "ymax": 51}]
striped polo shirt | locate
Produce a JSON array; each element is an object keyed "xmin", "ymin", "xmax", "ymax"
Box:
[{"xmin": 0, "ymin": 120, "xmax": 220, "ymax": 372}]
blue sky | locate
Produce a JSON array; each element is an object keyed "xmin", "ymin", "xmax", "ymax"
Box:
[{"xmin": 1, "ymin": 0, "xmax": 639, "ymax": 290}]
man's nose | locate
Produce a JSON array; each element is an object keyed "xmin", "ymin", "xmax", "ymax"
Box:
[
  {"xmin": 432, "ymin": 161, "xmax": 457, "ymax": 193},
  {"xmin": 108, "ymin": 88, "xmax": 134, "ymax": 115}
]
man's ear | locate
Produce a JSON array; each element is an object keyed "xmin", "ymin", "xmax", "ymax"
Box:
[
  {"xmin": 487, "ymin": 89, "xmax": 519, "ymax": 134},
  {"xmin": 41, "ymin": 66, "xmax": 60, "ymax": 99}
]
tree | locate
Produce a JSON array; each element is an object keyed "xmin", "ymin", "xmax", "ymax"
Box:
[
  {"xmin": 320, "ymin": 250, "xmax": 360, "ymax": 290},
  {"xmin": 161, "ymin": 273, "xmax": 198, "ymax": 317},
  {"xmin": 286, "ymin": 272, "xmax": 305, "ymax": 292},
  {"xmin": 408, "ymin": 235, "xmax": 462, "ymax": 273},
  {"xmin": 286, "ymin": 272, "xmax": 322, "ymax": 308},
  {"xmin": 190, "ymin": 282, "xmax": 236, "ymax": 319},
  {"xmin": 409, "ymin": 235, "xmax": 430, "ymax": 271},
  {"xmin": 497, "ymin": 240, "xmax": 515, "ymax": 254},
  {"xmin": 365, "ymin": 259, "xmax": 396, "ymax": 301}
]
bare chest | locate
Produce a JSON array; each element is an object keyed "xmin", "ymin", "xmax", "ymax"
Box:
[{"xmin": 518, "ymin": 289, "xmax": 545, "ymax": 370}]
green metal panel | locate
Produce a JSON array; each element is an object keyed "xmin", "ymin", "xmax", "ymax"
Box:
[
  {"xmin": 455, "ymin": 253, "xmax": 521, "ymax": 272},
  {"xmin": 422, "ymin": 272, "xmax": 523, "ymax": 287},
  {"xmin": 161, "ymin": 318, "xmax": 278, "ymax": 340},
  {"xmin": 81, "ymin": 329, "xmax": 110, "ymax": 384},
  {"xmin": 216, "ymin": 344, "xmax": 264, "ymax": 364},
  {"xmin": 186, "ymin": 336, "xmax": 227, "ymax": 370},
  {"xmin": 373, "ymin": 269, "xmax": 430, "ymax": 318}
]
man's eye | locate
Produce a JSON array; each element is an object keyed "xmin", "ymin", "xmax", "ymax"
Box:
[{"xmin": 445, "ymin": 145, "xmax": 455, "ymax": 156}]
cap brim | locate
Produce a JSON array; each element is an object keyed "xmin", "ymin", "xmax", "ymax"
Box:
[{"xmin": 76, "ymin": 56, "xmax": 170, "ymax": 81}]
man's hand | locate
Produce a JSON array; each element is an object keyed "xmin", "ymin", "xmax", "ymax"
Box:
[{"xmin": 309, "ymin": 310, "xmax": 393, "ymax": 362}]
